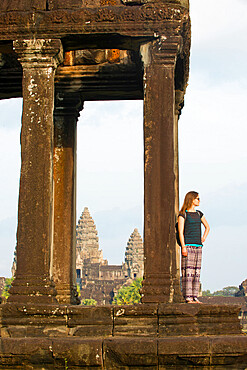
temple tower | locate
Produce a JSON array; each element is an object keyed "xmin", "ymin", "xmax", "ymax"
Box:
[
  {"xmin": 76, "ymin": 207, "xmax": 105, "ymax": 276},
  {"xmin": 124, "ymin": 228, "xmax": 144, "ymax": 279}
]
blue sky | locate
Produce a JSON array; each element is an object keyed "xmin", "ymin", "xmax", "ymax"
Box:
[{"xmin": 0, "ymin": 0, "xmax": 247, "ymax": 292}]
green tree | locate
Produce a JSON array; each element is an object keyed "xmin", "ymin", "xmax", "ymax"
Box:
[
  {"xmin": 202, "ymin": 289, "xmax": 212, "ymax": 297},
  {"xmin": 112, "ymin": 278, "xmax": 142, "ymax": 305},
  {"xmin": 77, "ymin": 284, "xmax": 81, "ymax": 299},
  {"xmin": 202, "ymin": 286, "xmax": 239, "ymax": 297},
  {"xmin": 81, "ymin": 298, "xmax": 97, "ymax": 306},
  {"xmin": 213, "ymin": 286, "xmax": 239, "ymax": 297},
  {"xmin": 1, "ymin": 277, "xmax": 14, "ymax": 300}
]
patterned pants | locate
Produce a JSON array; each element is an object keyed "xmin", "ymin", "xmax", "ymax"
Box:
[{"xmin": 181, "ymin": 246, "xmax": 202, "ymax": 300}]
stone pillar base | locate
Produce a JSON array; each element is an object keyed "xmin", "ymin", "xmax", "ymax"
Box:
[
  {"xmin": 141, "ymin": 275, "xmax": 184, "ymax": 304},
  {"xmin": 55, "ymin": 284, "xmax": 80, "ymax": 305},
  {"xmin": 8, "ymin": 276, "xmax": 57, "ymax": 304}
]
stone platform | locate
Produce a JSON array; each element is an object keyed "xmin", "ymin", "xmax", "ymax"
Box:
[{"xmin": 0, "ymin": 303, "xmax": 247, "ymax": 368}]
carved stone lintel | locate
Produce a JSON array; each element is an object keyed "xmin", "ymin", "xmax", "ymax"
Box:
[{"xmin": 0, "ymin": 4, "xmax": 189, "ymax": 31}]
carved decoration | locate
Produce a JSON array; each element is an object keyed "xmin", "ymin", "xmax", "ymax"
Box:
[
  {"xmin": 0, "ymin": 4, "xmax": 188, "ymax": 28},
  {"xmin": 96, "ymin": 8, "xmax": 116, "ymax": 22}
]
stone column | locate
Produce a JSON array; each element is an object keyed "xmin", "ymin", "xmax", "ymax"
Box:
[
  {"xmin": 173, "ymin": 103, "xmax": 182, "ymax": 301},
  {"xmin": 8, "ymin": 39, "xmax": 63, "ymax": 304},
  {"xmin": 141, "ymin": 37, "xmax": 183, "ymax": 303},
  {"xmin": 174, "ymin": 90, "xmax": 185, "ymax": 301},
  {"xmin": 53, "ymin": 92, "xmax": 83, "ymax": 305}
]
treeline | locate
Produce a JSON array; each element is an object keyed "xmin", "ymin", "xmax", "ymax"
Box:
[{"xmin": 202, "ymin": 286, "xmax": 239, "ymax": 297}]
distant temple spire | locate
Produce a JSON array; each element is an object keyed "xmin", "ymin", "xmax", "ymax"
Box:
[
  {"xmin": 75, "ymin": 208, "xmax": 144, "ymax": 304},
  {"xmin": 123, "ymin": 228, "xmax": 144, "ymax": 279},
  {"xmin": 76, "ymin": 207, "xmax": 105, "ymax": 265}
]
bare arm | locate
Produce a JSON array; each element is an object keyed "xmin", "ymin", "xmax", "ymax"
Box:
[
  {"xmin": 178, "ymin": 215, "xmax": 187, "ymax": 257},
  {"xmin": 201, "ymin": 216, "xmax": 210, "ymax": 243}
]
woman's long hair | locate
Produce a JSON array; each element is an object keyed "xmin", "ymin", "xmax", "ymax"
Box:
[{"xmin": 179, "ymin": 191, "xmax": 199, "ymax": 214}]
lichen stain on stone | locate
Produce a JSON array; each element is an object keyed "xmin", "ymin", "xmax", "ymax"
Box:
[
  {"xmin": 116, "ymin": 308, "xmax": 125, "ymax": 316},
  {"xmin": 100, "ymin": 0, "xmax": 117, "ymax": 5},
  {"xmin": 53, "ymin": 150, "xmax": 61, "ymax": 164},
  {"xmin": 47, "ymin": 66, "xmax": 53, "ymax": 78},
  {"xmin": 144, "ymin": 136, "xmax": 152, "ymax": 172},
  {"xmin": 144, "ymin": 120, "xmax": 156, "ymax": 171},
  {"xmin": 28, "ymin": 77, "xmax": 38, "ymax": 97}
]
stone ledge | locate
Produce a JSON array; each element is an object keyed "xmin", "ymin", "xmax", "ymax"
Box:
[
  {"xmin": 158, "ymin": 303, "xmax": 242, "ymax": 337},
  {"xmin": 0, "ymin": 303, "xmax": 242, "ymax": 338},
  {"xmin": 0, "ymin": 336, "xmax": 246, "ymax": 368}
]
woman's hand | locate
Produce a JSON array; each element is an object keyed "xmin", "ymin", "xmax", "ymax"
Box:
[
  {"xmin": 201, "ymin": 216, "xmax": 210, "ymax": 244},
  {"xmin": 181, "ymin": 246, "xmax": 187, "ymax": 257}
]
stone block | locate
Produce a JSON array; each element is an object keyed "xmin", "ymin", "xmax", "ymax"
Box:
[
  {"xmin": 113, "ymin": 304, "xmax": 158, "ymax": 336},
  {"xmin": 158, "ymin": 336, "xmax": 211, "ymax": 366},
  {"xmin": 158, "ymin": 304, "xmax": 242, "ymax": 337},
  {"xmin": 1, "ymin": 337, "xmax": 54, "ymax": 366},
  {"xmin": 48, "ymin": 0, "xmax": 83, "ymax": 10},
  {"xmin": 103, "ymin": 338, "xmax": 158, "ymax": 368},
  {"xmin": 196, "ymin": 305, "xmax": 242, "ymax": 335},
  {"xmin": 67, "ymin": 305, "xmax": 113, "ymax": 337},
  {"xmin": 159, "ymin": 303, "xmax": 199, "ymax": 336},
  {"xmin": 1, "ymin": 0, "xmax": 46, "ymax": 11},
  {"xmin": 1, "ymin": 303, "xmax": 67, "ymax": 328},
  {"xmin": 211, "ymin": 335, "xmax": 247, "ymax": 366},
  {"xmin": 1, "ymin": 326, "xmax": 27, "ymax": 338},
  {"xmin": 51, "ymin": 337, "xmax": 103, "ymax": 367}
]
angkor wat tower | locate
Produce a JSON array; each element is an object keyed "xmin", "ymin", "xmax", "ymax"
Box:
[
  {"xmin": 76, "ymin": 208, "xmax": 144, "ymax": 304},
  {"xmin": 123, "ymin": 228, "xmax": 144, "ymax": 280},
  {"xmin": 76, "ymin": 207, "xmax": 106, "ymax": 270}
]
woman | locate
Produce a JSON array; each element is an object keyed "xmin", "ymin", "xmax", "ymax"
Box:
[{"xmin": 178, "ymin": 191, "xmax": 210, "ymax": 303}]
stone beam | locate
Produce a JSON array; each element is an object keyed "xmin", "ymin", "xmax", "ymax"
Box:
[
  {"xmin": 0, "ymin": 61, "xmax": 143, "ymax": 101},
  {"xmin": 0, "ymin": 3, "xmax": 190, "ymax": 41},
  {"xmin": 55, "ymin": 64, "xmax": 143, "ymax": 101},
  {"xmin": 8, "ymin": 39, "xmax": 63, "ymax": 304}
]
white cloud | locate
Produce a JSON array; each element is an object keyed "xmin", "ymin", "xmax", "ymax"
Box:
[
  {"xmin": 0, "ymin": 98, "xmax": 22, "ymax": 129},
  {"xmin": 180, "ymin": 81, "xmax": 247, "ymax": 165},
  {"xmin": 201, "ymin": 224, "xmax": 247, "ymax": 291},
  {"xmin": 77, "ymin": 100, "xmax": 144, "ymax": 215},
  {"xmin": 190, "ymin": 0, "xmax": 247, "ymax": 85},
  {"xmin": 190, "ymin": 0, "xmax": 247, "ymax": 50},
  {"xmin": 0, "ymin": 127, "xmax": 20, "ymax": 222}
]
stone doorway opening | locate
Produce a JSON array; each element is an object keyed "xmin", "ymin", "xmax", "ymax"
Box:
[{"xmin": 76, "ymin": 100, "xmax": 144, "ymax": 304}]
